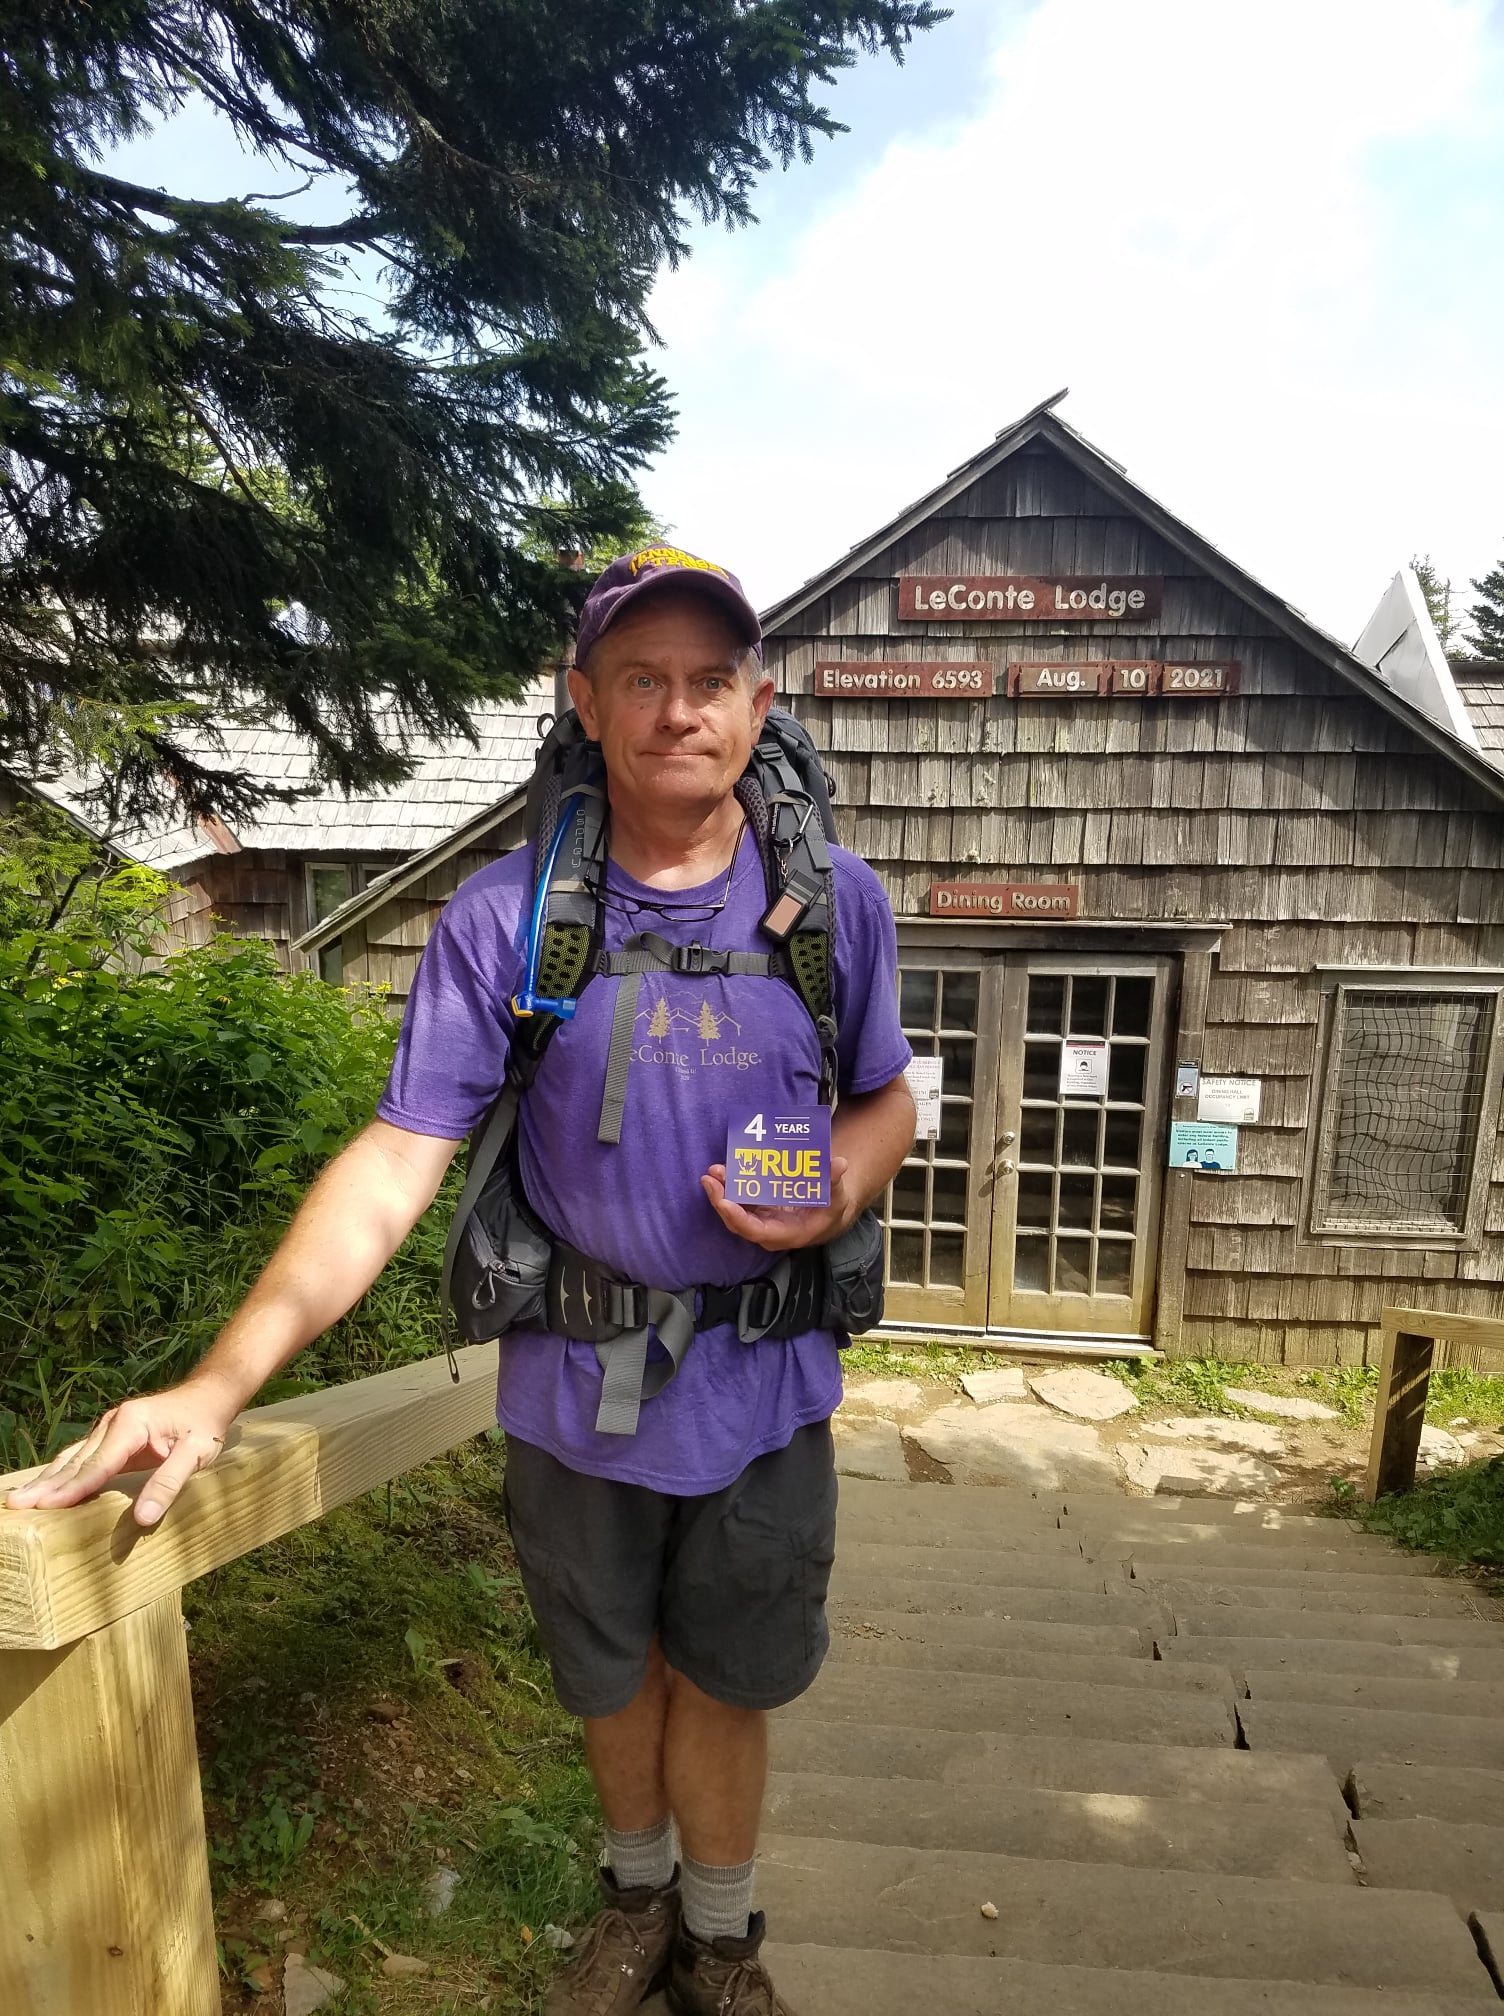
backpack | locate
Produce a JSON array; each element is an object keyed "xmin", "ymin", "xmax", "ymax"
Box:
[{"xmin": 437, "ymin": 706, "xmax": 886, "ymax": 1432}]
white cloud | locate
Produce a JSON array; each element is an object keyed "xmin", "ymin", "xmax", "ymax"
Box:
[{"xmin": 645, "ymin": 0, "xmax": 1504, "ymax": 641}]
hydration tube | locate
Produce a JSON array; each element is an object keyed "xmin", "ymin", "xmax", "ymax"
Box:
[{"xmin": 511, "ymin": 795, "xmax": 582, "ymax": 1019}]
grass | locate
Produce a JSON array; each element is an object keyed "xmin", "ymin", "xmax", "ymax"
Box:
[
  {"xmin": 188, "ymin": 1437, "xmax": 598, "ymax": 2014},
  {"xmin": 841, "ymin": 1336, "xmax": 993, "ymax": 1383}
]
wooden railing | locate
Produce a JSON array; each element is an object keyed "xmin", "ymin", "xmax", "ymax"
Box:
[
  {"xmin": 1366, "ymin": 1306, "xmax": 1504, "ymax": 1500},
  {"xmin": 0, "ymin": 1346, "xmax": 500, "ymax": 2016}
]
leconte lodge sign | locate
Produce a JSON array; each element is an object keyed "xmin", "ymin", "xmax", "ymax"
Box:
[{"xmin": 899, "ymin": 575, "xmax": 1163, "ymax": 620}]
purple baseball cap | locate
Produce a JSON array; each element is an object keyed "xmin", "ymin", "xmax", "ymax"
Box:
[{"xmin": 574, "ymin": 544, "xmax": 763, "ymax": 666}]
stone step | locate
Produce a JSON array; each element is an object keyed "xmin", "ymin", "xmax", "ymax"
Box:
[
  {"xmin": 1245, "ymin": 1666, "xmax": 1504, "ymax": 1720},
  {"xmin": 838, "ymin": 1477, "xmax": 1065, "ymax": 1524},
  {"xmin": 755, "ymin": 1947, "xmax": 1495, "ymax": 2016},
  {"xmin": 1142, "ymin": 1574, "xmax": 1489, "ymax": 1618},
  {"xmin": 828, "ymin": 1601, "xmax": 1142, "ymax": 1658},
  {"xmin": 1348, "ymin": 1760, "xmax": 1504, "ymax": 1826},
  {"xmin": 1240, "ymin": 1699, "xmax": 1504, "ymax": 1773},
  {"xmin": 1352, "ymin": 1816, "xmax": 1504, "ymax": 1918},
  {"xmin": 752, "ymin": 1837, "xmax": 1489, "ymax": 1992},
  {"xmin": 786, "ymin": 1664, "xmax": 1236, "ymax": 1745},
  {"xmin": 769, "ymin": 1719, "xmax": 1341, "ymax": 1808},
  {"xmin": 1174, "ymin": 1606, "xmax": 1504, "ymax": 1646},
  {"xmin": 838, "ymin": 1507, "xmax": 1084, "ymax": 1553},
  {"xmin": 1159, "ymin": 1636, "xmax": 1504, "ymax": 1683},
  {"xmin": 835, "ymin": 1537, "xmax": 1110, "ymax": 1589},
  {"xmin": 831, "ymin": 1572, "xmax": 1163, "ymax": 1631},
  {"xmin": 1127, "ymin": 1544, "xmax": 1452, "ymax": 1580},
  {"xmin": 763, "ymin": 1769, "xmax": 1353, "ymax": 1881},
  {"xmin": 1081, "ymin": 1518, "xmax": 1406, "ymax": 1557},
  {"xmin": 827, "ymin": 1630, "xmax": 1233, "ymax": 1694},
  {"xmin": 1061, "ymin": 1491, "xmax": 1367, "ymax": 1532}
]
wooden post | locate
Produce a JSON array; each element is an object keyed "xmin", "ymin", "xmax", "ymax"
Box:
[
  {"xmin": 0, "ymin": 1592, "xmax": 218, "ymax": 2016},
  {"xmin": 1365, "ymin": 1319, "xmax": 1435, "ymax": 1502},
  {"xmin": 1365, "ymin": 1307, "xmax": 1504, "ymax": 1501},
  {"xmin": 0, "ymin": 1343, "xmax": 501, "ymax": 2012}
]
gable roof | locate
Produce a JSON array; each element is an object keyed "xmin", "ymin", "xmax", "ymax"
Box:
[
  {"xmin": 290, "ymin": 778, "xmax": 530, "ymax": 956},
  {"xmin": 762, "ymin": 392, "xmax": 1504, "ymax": 808},
  {"xmin": 28, "ymin": 693, "xmax": 550, "ymax": 873}
]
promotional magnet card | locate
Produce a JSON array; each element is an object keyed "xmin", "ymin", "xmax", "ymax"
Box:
[{"xmin": 727, "ymin": 1108, "xmax": 831, "ymax": 1208}]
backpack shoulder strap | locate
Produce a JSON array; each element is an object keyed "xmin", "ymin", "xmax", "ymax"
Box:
[{"xmin": 741, "ymin": 708, "xmax": 840, "ymax": 1101}]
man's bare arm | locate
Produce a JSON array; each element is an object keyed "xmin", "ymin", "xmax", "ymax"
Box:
[{"xmin": 6, "ymin": 1120, "xmax": 461, "ymax": 1525}]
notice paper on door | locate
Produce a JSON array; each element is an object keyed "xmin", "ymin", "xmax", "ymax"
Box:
[
  {"xmin": 726, "ymin": 1108, "xmax": 832, "ymax": 1208},
  {"xmin": 905, "ymin": 1055, "xmax": 943, "ymax": 1140},
  {"xmin": 1059, "ymin": 1039, "xmax": 1110, "ymax": 1098}
]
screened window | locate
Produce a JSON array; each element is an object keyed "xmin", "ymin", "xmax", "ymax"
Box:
[{"xmin": 1309, "ymin": 987, "xmax": 1500, "ymax": 1239}]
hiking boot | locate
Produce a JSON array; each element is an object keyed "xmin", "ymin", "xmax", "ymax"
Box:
[
  {"xmin": 543, "ymin": 1866, "xmax": 680, "ymax": 2015},
  {"xmin": 667, "ymin": 1911, "xmax": 799, "ymax": 2016}
]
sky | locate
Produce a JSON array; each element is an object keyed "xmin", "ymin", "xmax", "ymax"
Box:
[{"xmin": 111, "ymin": 0, "xmax": 1504, "ymax": 645}]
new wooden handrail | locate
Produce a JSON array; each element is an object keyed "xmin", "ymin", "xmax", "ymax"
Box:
[
  {"xmin": 1366, "ymin": 1306, "xmax": 1504, "ymax": 1502},
  {"xmin": 0, "ymin": 1345, "xmax": 500, "ymax": 2015},
  {"xmin": 0, "ymin": 1343, "xmax": 500, "ymax": 1650}
]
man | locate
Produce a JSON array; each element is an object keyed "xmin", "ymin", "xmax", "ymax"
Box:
[{"xmin": 9, "ymin": 547, "xmax": 915, "ymax": 2016}]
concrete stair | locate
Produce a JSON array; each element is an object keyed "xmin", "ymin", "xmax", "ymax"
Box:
[{"xmin": 737, "ymin": 1474, "xmax": 1504, "ymax": 2010}]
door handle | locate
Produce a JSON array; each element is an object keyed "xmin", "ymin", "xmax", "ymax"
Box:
[{"xmin": 998, "ymin": 1158, "xmax": 1016, "ymax": 1176}]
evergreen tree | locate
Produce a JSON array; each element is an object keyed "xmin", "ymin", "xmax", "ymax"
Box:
[
  {"xmin": 698, "ymin": 998, "xmax": 721, "ymax": 1040},
  {"xmin": 1, "ymin": 1, "xmax": 942, "ymax": 823},
  {"xmin": 1466, "ymin": 550, "xmax": 1504, "ymax": 661},
  {"xmin": 648, "ymin": 996, "xmax": 671, "ymax": 1040},
  {"xmin": 1410, "ymin": 554, "xmax": 1456, "ymax": 651}
]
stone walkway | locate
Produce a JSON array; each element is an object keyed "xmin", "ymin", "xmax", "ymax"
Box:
[
  {"xmin": 831, "ymin": 1365, "xmax": 1499, "ymax": 1502},
  {"xmin": 646, "ymin": 1472, "xmax": 1504, "ymax": 2014}
]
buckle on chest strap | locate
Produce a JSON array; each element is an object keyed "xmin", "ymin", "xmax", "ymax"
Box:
[{"xmin": 671, "ymin": 940, "xmax": 708, "ymax": 975}]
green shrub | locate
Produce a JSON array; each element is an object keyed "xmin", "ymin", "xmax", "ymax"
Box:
[
  {"xmin": 0, "ymin": 865, "xmax": 450, "ymax": 1468},
  {"xmin": 1357, "ymin": 1455, "xmax": 1504, "ymax": 1567}
]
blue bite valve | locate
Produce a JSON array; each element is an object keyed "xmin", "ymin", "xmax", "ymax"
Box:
[{"xmin": 511, "ymin": 992, "xmax": 579, "ymax": 1020}]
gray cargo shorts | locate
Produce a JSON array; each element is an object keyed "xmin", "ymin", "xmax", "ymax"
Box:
[{"xmin": 500, "ymin": 1421, "xmax": 838, "ymax": 1720}]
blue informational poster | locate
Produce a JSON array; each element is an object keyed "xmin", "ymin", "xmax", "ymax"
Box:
[
  {"xmin": 726, "ymin": 1108, "xmax": 832, "ymax": 1207},
  {"xmin": 1168, "ymin": 1121, "xmax": 1239, "ymax": 1172}
]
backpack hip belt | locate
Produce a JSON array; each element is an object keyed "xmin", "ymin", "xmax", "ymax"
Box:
[{"xmin": 546, "ymin": 1242, "xmax": 822, "ymax": 1437}]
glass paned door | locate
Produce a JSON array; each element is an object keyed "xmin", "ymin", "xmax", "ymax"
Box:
[
  {"xmin": 878, "ymin": 959, "xmax": 1002, "ymax": 1328},
  {"xmin": 988, "ymin": 963, "xmax": 1170, "ymax": 1333}
]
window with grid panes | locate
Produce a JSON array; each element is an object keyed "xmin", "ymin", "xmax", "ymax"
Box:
[
  {"xmin": 1014, "ymin": 971, "xmax": 1152, "ymax": 1298},
  {"xmin": 1309, "ymin": 987, "xmax": 1501, "ymax": 1239},
  {"xmin": 884, "ymin": 967, "xmax": 981, "ymax": 1290}
]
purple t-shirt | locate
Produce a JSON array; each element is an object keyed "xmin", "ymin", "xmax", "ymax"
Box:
[{"xmin": 377, "ymin": 837, "xmax": 911, "ymax": 1492}]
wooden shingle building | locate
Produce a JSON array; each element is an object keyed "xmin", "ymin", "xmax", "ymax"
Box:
[{"xmin": 308, "ymin": 394, "xmax": 1504, "ymax": 1368}]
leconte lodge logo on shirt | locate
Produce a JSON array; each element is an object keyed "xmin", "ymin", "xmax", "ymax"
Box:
[{"xmin": 634, "ymin": 986, "xmax": 761, "ymax": 1076}]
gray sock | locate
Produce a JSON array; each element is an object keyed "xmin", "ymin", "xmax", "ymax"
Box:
[
  {"xmin": 681, "ymin": 1853, "xmax": 756, "ymax": 1944},
  {"xmin": 603, "ymin": 1816, "xmax": 676, "ymax": 1893}
]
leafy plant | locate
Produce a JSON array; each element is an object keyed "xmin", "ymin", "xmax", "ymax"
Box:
[
  {"xmin": 1357, "ymin": 1455, "xmax": 1504, "ymax": 1567},
  {"xmin": 0, "ymin": 875, "xmax": 452, "ymax": 1465}
]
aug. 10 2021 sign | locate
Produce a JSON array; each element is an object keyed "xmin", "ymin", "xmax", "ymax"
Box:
[{"xmin": 1012, "ymin": 659, "xmax": 1241, "ymax": 697}]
